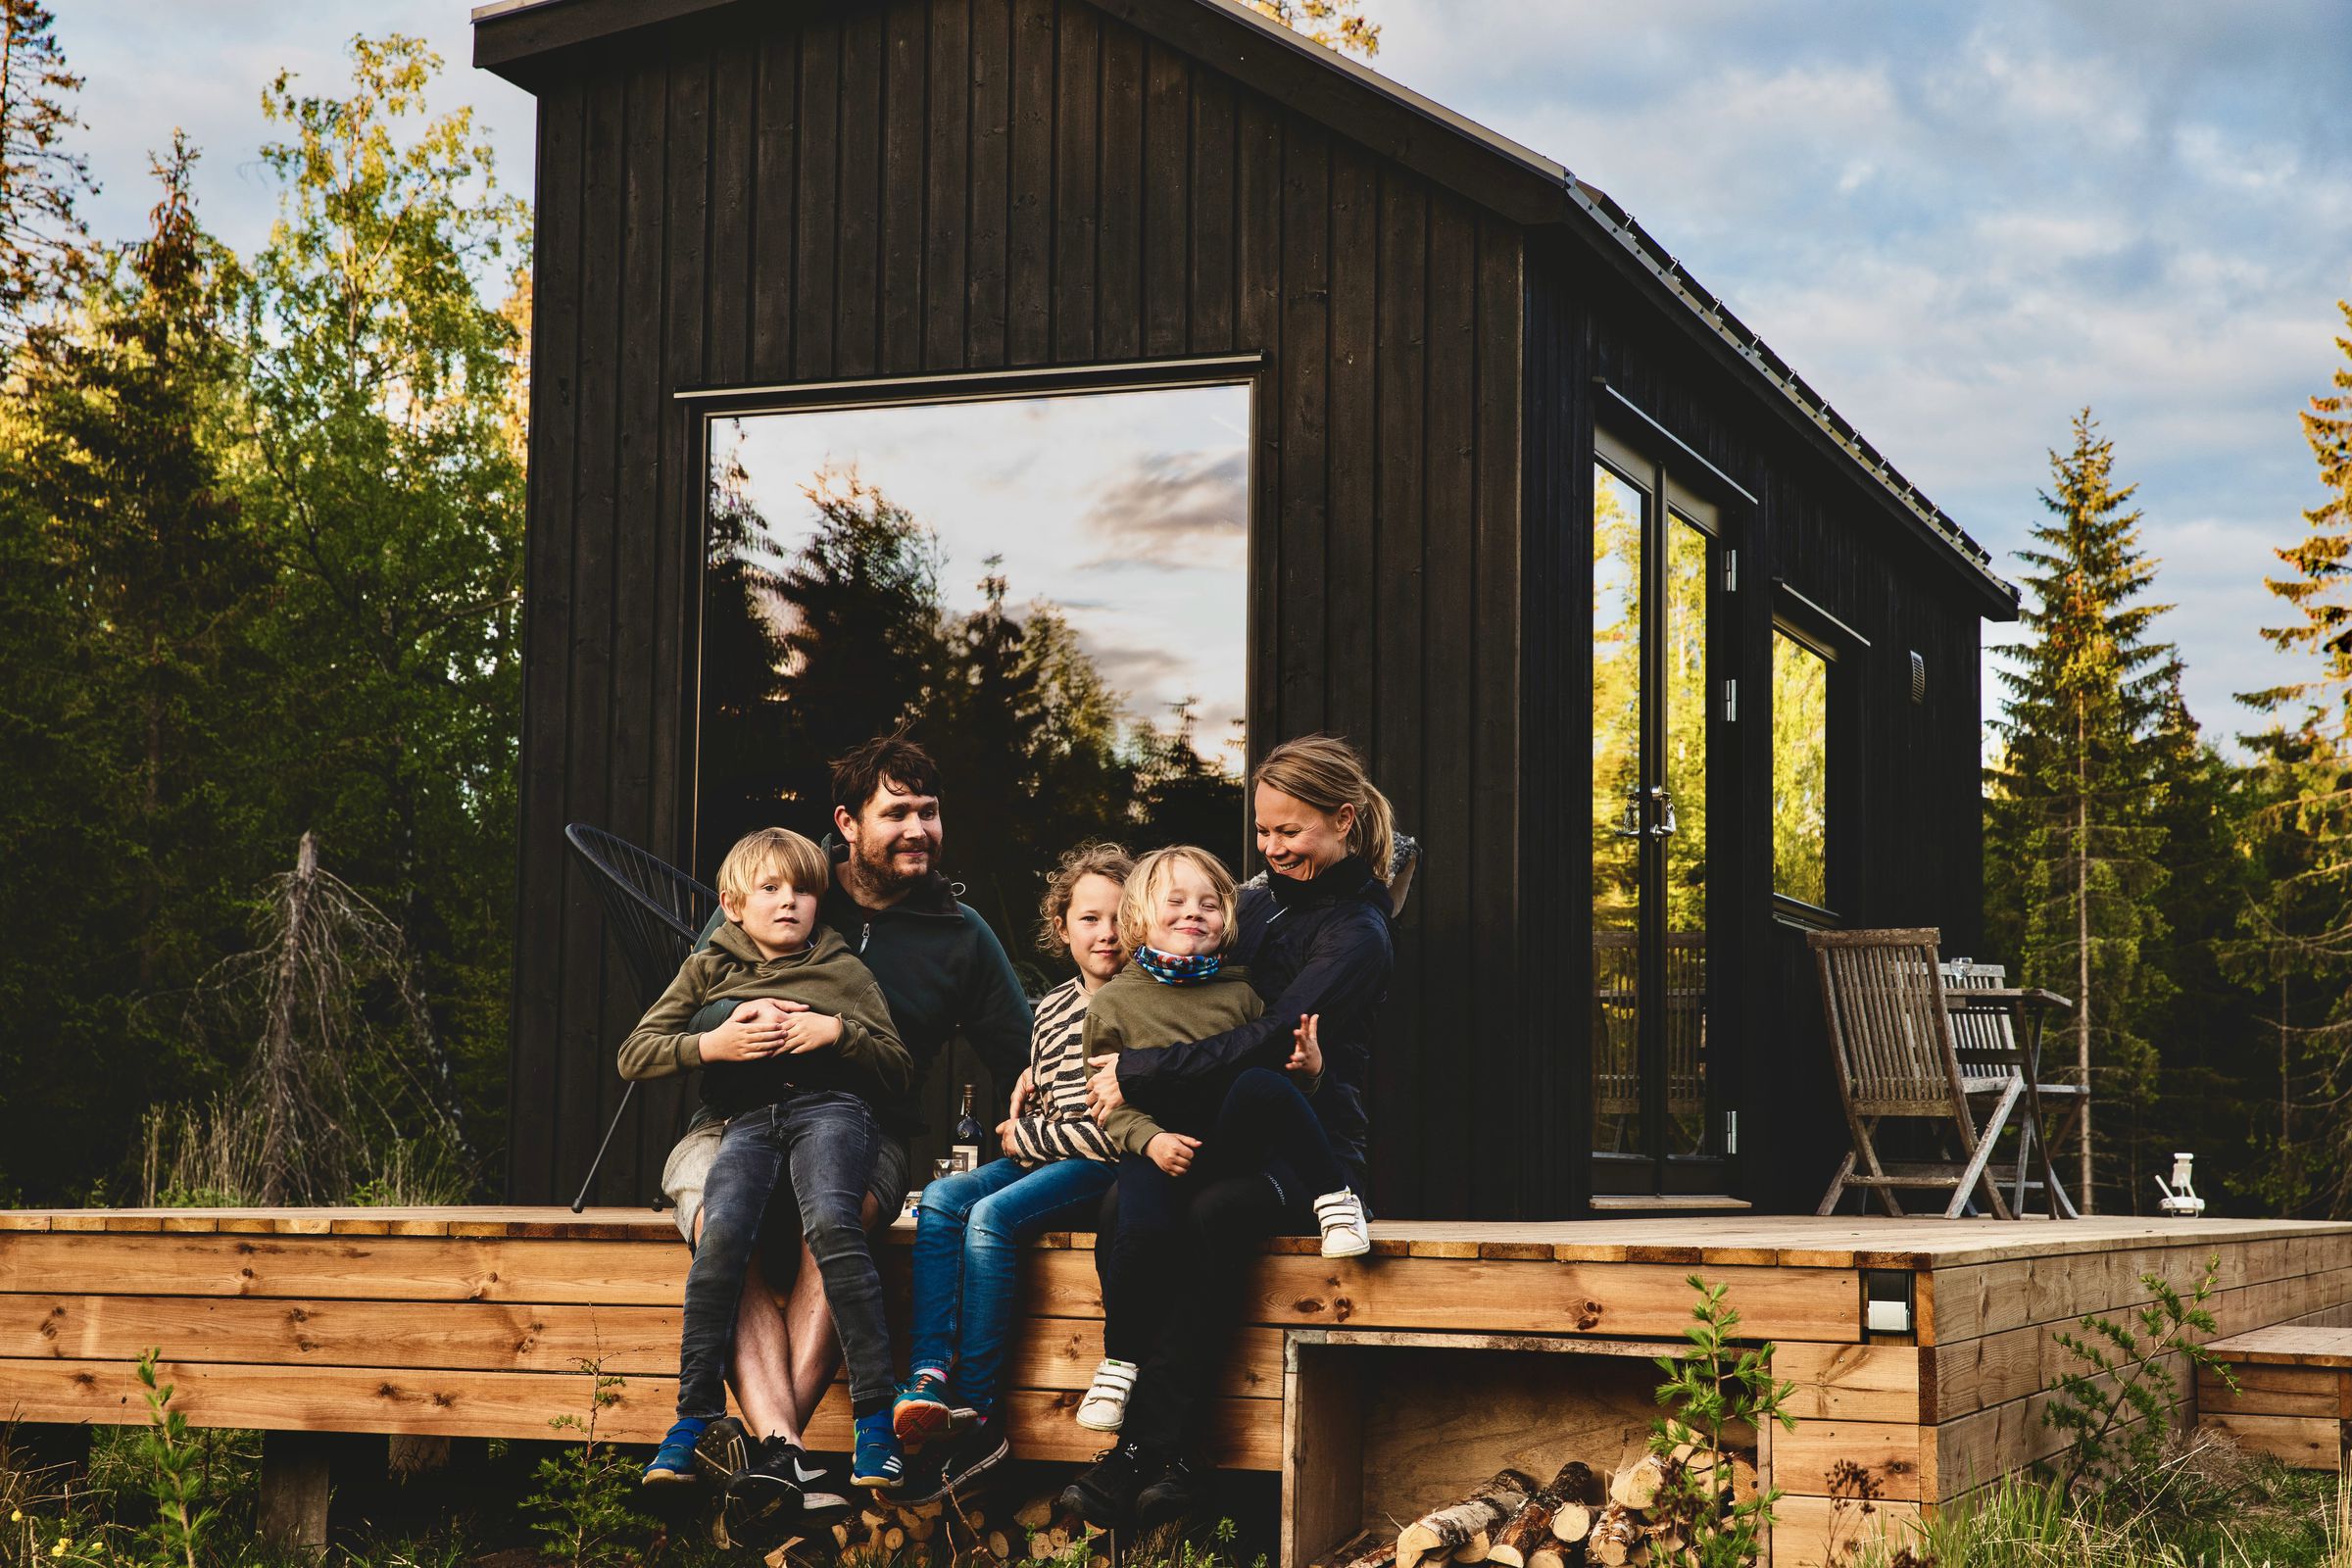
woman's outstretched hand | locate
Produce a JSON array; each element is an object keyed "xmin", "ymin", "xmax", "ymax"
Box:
[
  {"xmin": 1085, "ymin": 1054, "xmax": 1126, "ymax": 1121},
  {"xmin": 1288, "ymin": 1013, "xmax": 1323, "ymax": 1077}
]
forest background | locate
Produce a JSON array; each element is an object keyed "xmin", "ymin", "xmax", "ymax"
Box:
[{"xmin": 5, "ymin": 1, "xmax": 2352, "ymax": 1217}]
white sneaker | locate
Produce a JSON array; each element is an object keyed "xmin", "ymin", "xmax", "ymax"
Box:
[
  {"xmin": 1315, "ymin": 1189, "xmax": 1371, "ymax": 1258},
  {"xmin": 1074, "ymin": 1357, "xmax": 1138, "ymax": 1432}
]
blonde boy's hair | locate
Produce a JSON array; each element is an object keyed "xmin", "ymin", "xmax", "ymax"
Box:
[
  {"xmin": 1117, "ymin": 846, "xmax": 1240, "ymax": 960},
  {"xmin": 716, "ymin": 827, "xmax": 830, "ymax": 913}
]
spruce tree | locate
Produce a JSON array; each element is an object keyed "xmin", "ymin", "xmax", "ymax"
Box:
[
  {"xmin": 2233, "ymin": 299, "xmax": 2352, "ymax": 1214},
  {"xmin": 0, "ymin": 141, "xmax": 270, "ymax": 1199},
  {"xmin": 1987, "ymin": 412, "xmax": 2177, "ymax": 1212}
]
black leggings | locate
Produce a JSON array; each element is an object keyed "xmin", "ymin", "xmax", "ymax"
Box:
[{"xmin": 1097, "ymin": 1067, "xmax": 1353, "ymax": 1449}]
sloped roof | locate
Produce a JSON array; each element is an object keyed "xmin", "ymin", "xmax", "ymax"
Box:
[{"xmin": 475, "ymin": 0, "xmax": 2019, "ymax": 614}]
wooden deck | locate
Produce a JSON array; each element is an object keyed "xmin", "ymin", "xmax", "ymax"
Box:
[{"xmin": 3, "ymin": 1208, "xmax": 2348, "ymax": 1566}]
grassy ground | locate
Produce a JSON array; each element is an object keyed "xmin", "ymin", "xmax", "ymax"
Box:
[
  {"xmin": 1849, "ymin": 1433, "xmax": 2349, "ymax": 1568},
  {"xmin": 6, "ymin": 1418, "xmax": 2342, "ymax": 1568},
  {"xmin": 0, "ymin": 1427, "xmax": 1278, "ymax": 1568}
]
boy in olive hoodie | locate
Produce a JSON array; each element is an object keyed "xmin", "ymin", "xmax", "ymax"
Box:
[{"xmin": 621, "ymin": 827, "xmax": 914, "ymax": 1491}]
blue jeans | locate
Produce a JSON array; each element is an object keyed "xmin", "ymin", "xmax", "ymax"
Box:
[
  {"xmin": 907, "ymin": 1155, "xmax": 1116, "ymax": 1416},
  {"xmin": 677, "ymin": 1091, "xmax": 893, "ymax": 1419}
]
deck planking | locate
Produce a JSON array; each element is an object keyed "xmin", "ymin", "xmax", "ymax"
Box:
[{"xmin": 4, "ymin": 1208, "xmax": 2349, "ymax": 1567}]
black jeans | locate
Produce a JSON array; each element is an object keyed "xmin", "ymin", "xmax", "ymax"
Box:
[
  {"xmin": 1100, "ymin": 1068, "xmax": 1350, "ymax": 1450},
  {"xmin": 676, "ymin": 1090, "xmax": 893, "ymax": 1419}
]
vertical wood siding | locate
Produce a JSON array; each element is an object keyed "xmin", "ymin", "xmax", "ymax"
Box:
[{"xmin": 511, "ymin": 0, "xmax": 1526, "ymax": 1215}]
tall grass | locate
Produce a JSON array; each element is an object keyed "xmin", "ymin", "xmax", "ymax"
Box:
[{"xmin": 1849, "ymin": 1466, "xmax": 2352, "ymax": 1568}]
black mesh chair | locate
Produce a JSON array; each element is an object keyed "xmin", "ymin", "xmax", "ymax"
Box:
[{"xmin": 564, "ymin": 823, "xmax": 721, "ymax": 1211}]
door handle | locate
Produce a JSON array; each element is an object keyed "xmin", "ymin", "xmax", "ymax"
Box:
[
  {"xmin": 1649, "ymin": 788, "xmax": 1678, "ymax": 837},
  {"xmin": 1614, "ymin": 791, "xmax": 1642, "ymax": 839}
]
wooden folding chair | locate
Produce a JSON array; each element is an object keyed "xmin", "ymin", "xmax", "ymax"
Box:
[
  {"xmin": 1941, "ymin": 958, "xmax": 2084, "ymax": 1218},
  {"xmin": 1808, "ymin": 928, "xmax": 2023, "ymax": 1219}
]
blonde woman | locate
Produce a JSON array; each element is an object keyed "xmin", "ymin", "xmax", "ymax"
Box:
[{"xmin": 1066, "ymin": 736, "xmax": 1398, "ymax": 1528}]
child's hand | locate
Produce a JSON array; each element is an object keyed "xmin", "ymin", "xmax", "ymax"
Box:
[
  {"xmin": 1288, "ymin": 1013, "xmax": 1323, "ymax": 1078},
  {"xmin": 1008, "ymin": 1066, "xmax": 1036, "ymax": 1117},
  {"xmin": 778, "ymin": 1011, "xmax": 844, "ymax": 1053},
  {"xmin": 1086, "ymin": 1055, "xmax": 1126, "ymax": 1121},
  {"xmin": 1146, "ymin": 1132, "xmax": 1201, "ymax": 1176},
  {"xmin": 701, "ymin": 1001, "xmax": 786, "ymax": 1061}
]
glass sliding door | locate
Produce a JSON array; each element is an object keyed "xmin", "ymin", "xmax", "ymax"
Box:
[{"xmin": 1590, "ymin": 439, "xmax": 1729, "ymax": 1197}]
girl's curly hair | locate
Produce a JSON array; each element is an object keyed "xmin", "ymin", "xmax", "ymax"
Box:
[{"xmin": 1036, "ymin": 841, "xmax": 1135, "ymax": 955}]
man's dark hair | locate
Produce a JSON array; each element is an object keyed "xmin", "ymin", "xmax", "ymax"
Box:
[{"xmin": 830, "ymin": 732, "xmax": 943, "ymax": 819}]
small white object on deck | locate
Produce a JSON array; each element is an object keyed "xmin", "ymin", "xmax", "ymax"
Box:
[{"xmin": 2154, "ymin": 1152, "xmax": 2207, "ymax": 1217}]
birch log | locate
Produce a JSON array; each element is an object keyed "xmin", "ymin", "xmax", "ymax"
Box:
[{"xmin": 1395, "ymin": 1470, "xmax": 1538, "ymax": 1568}]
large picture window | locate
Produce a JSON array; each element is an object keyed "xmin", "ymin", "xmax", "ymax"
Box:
[
  {"xmin": 696, "ymin": 381, "xmax": 1250, "ymax": 952},
  {"xmin": 1771, "ymin": 627, "xmax": 1830, "ymax": 911}
]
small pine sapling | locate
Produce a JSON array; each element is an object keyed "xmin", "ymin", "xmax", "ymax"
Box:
[
  {"xmin": 526, "ymin": 1357, "xmax": 652, "ymax": 1566},
  {"xmin": 2041, "ymin": 1251, "xmax": 2236, "ymax": 1503},
  {"xmin": 1645, "ymin": 1275, "xmax": 1795, "ymax": 1567}
]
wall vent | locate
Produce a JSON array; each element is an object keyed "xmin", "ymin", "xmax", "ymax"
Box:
[{"xmin": 1909, "ymin": 650, "xmax": 1927, "ymax": 705}]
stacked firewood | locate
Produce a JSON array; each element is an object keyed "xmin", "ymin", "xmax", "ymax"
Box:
[
  {"xmin": 743, "ymin": 1484, "xmax": 1165, "ymax": 1568},
  {"xmin": 1311, "ymin": 1445, "xmax": 1759, "ymax": 1568}
]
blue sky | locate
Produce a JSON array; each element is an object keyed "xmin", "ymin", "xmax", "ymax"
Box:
[{"xmin": 63, "ymin": 2, "xmax": 2352, "ymax": 753}]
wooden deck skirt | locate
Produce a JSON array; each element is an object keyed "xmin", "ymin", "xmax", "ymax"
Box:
[{"xmin": 4, "ymin": 1209, "xmax": 2349, "ymax": 1565}]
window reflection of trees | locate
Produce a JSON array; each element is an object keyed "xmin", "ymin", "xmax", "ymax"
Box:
[
  {"xmin": 1591, "ymin": 466, "xmax": 1642, "ymax": 939},
  {"xmin": 1772, "ymin": 631, "xmax": 1829, "ymax": 908},
  {"xmin": 698, "ymin": 447, "xmax": 1243, "ymax": 973}
]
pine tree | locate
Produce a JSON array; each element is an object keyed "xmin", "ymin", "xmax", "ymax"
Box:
[
  {"xmin": 2231, "ymin": 299, "xmax": 2352, "ymax": 1214},
  {"xmin": 2138, "ymin": 680, "xmax": 2264, "ymax": 1210},
  {"xmin": 1987, "ymin": 412, "xmax": 2178, "ymax": 1212},
  {"xmin": 0, "ymin": 0, "xmax": 93, "ymax": 347},
  {"xmin": 0, "ymin": 141, "xmax": 270, "ymax": 1199}
]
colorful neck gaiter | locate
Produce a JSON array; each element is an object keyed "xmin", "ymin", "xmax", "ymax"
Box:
[{"xmin": 1135, "ymin": 945, "xmax": 1222, "ymax": 985}]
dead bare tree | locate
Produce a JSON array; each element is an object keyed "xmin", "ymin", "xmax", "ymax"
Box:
[{"xmin": 175, "ymin": 830, "xmax": 473, "ymax": 1205}]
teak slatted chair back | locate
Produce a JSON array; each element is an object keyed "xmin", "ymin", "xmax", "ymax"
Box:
[
  {"xmin": 1808, "ymin": 927, "xmax": 2022, "ymax": 1219},
  {"xmin": 1941, "ymin": 958, "xmax": 2086, "ymax": 1217},
  {"xmin": 563, "ymin": 823, "xmax": 721, "ymax": 1211}
]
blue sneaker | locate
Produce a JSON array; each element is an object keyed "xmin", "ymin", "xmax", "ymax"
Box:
[
  {"xmin": 851, "ymin": 1409, "xmax": 904, "ymax": 1489},
  {"xmin": 642, "ymin": 1416, "xmax": 709, "ymax": 1485},
  {"xmin": 893, "ymin": 1371, "xmax": 953, "ymax": 1442}
]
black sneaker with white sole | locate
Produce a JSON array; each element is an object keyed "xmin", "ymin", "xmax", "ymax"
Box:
[
  {"xmin": 726, "ymin": 1435, "xmax": 819, "ymax": 1527},
  {"xmin": 692, "ymin": 1414, "xmax": 753, "ymax": 1488},
  {"xmin": 884, "ymin": 1412, "xmax": 1009, "ymax": 1505}
]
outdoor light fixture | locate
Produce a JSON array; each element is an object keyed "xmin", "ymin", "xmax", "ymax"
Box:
[
  {"xmin": 2154, "ymin": 1152, "xmax": 2207, "ymax": 1217},
  {"xmin": 1862, "ymin": 1269, "xmax": 1915, "ymax": 1338}
]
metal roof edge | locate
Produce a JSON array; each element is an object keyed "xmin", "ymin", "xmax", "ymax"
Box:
[{"xmin": 1561, "ymin": 180, "xmax": 2018, "ymax": 612}]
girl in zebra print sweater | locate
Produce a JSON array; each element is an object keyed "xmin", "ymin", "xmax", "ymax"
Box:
[{"xmin": 886, "ymin": 843, "xmax": 1133, "ymax": 1500}]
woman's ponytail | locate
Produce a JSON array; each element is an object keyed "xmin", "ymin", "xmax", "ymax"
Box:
[{"xmin": 1253, "ymin": 735, "xmax": 1396, "ymax": 884}]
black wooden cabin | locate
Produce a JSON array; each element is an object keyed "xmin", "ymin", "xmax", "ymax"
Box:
[{"xmin": 475, "ymin": 0, "xmax": 2019, "ymax": 1221}]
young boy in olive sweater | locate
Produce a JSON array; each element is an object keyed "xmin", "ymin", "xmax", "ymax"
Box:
[
  {"xmin": 1073, "ymin": 846, "xmax": 1363, "ymax": 1441},
  {"xmin": 622, "ymin": 827, "xmax": 914, "ymax": 1492}
]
